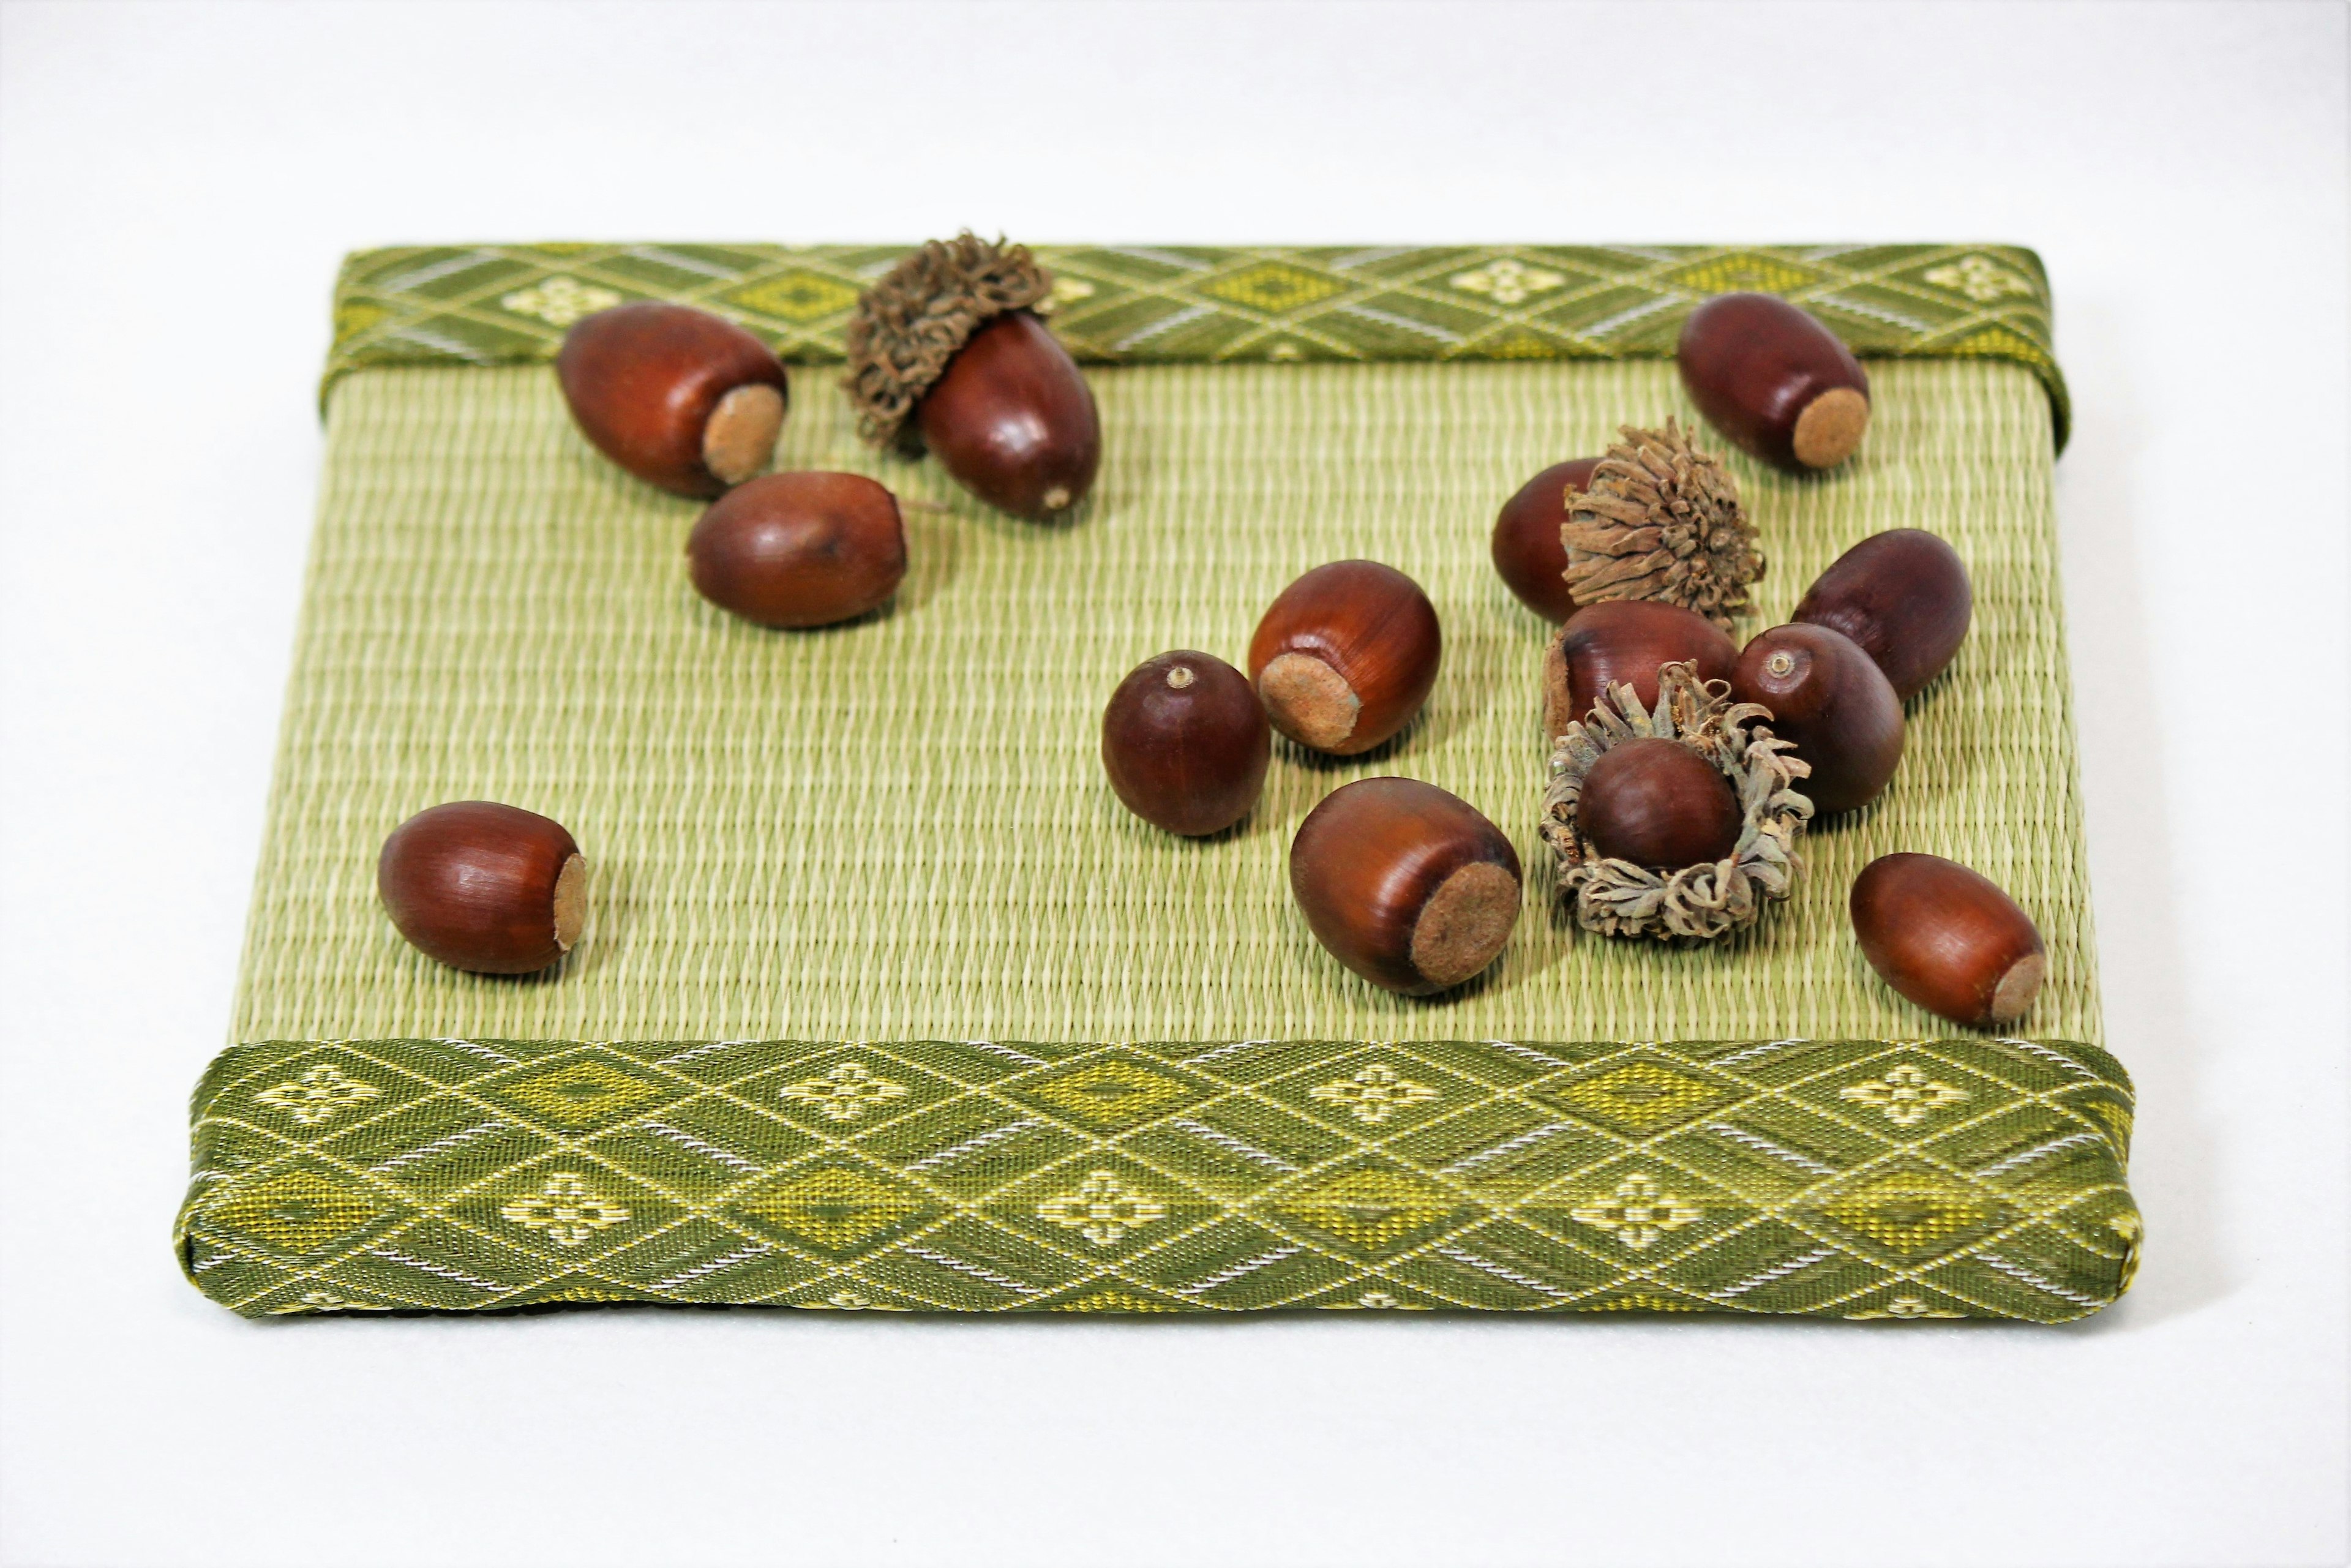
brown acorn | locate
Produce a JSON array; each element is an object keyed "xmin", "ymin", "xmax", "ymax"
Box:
[
  {"xmin": 1794, "ymin": 529, "xmax": 1973, "ymax": 700},
  {"xmin": 1678, "ymin": 294, "xmax": 1870, "ymax": 473},
  {"xmin": 1289, "ymin": 778, "xmax": 1521, "ymax": 996},
  {"xmin": 1731, "ymin": 623, "xmax": 1903, "ymax": 816},
  {"xmin": 1101, "ymin": 651, "xmax": 1271, "ymax": 836},
  {"xmin": 686, "ymin": 471, "xmax": 907, "ymax": 628},
  {"xmin": 1249, "ymin": 561, "xmax": 1442, "ymax": 756},
  {"xmin": 845, "ymin": 234, "xmax": 1100, "ymax": 520},
  {"xmin": 1543, "ymin": 600, "xmax": 1738, "ymax": 738},
  {"xmin": 1577, "ymin": 737, "xmax": 1744, "ymax": 870},
  {"xmin": 378, "ymin": 802, "xmax": 585, "ymax": 974},
  {"xmin": 556, "ymin": 302, "xmax": 788, "ymax": 498},
  {"xmin": 1491, "ymin": 457, "xmax": 1599, "ymax": 621},
  {"xmin": 1851, "ymin": 853, "xmax": 2045, "ymax": 1026}
]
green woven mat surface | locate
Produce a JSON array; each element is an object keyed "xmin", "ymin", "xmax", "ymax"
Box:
[
  {"xmin": 187, "ymin": 321, "xmax": 2131, "ymax": 1319},
  {"xmin": 325, "ymin": 243, "xmax": 2069, "ymax": 444},
  {"xmin": 179, "ymin": 1035, "xmax": 2135, "ymax": 1319}
]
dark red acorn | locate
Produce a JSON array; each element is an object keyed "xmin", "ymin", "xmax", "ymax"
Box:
[
  {"xmin": 1492, "ymin": 457, "xmax": 1599, "ymax": 621},
  {"xmin": 556, "ymin": 302, "xmax": 788, "ymax": 498},
  {"xmin": 917, "ymin": 310, "xmax": 1101, "ymax": 520},
  {"xmin": 1577, "ymin": 738, "xmax": 1744, "ymax": 870},
  {"xmin": 1543, "ymin": 600, "xmax": 1739, "ymax": 737},
  {"xmin": 1288, "ymin": 778, "xmax": 1521, "ymax": 996},
  {"xmin": 1101, "ymin": 651, "xmax": 1271, "ymax": 836},
  {"xmin": 1731, "ymin": 623, "xmax": 1904, "ymax": 816},
  {"xmin": 1794, "ymin": 529, "xmax": 1973, "ymax": 700},
  {"xmin": 1678, "ymin": 294, "xmax": 1870, "ymax": 473},
  {"xmin": 1249, "ymin": 561, "xmax": 1442, "ymax": 756},
  {"xmin": 378, "ymin": 802, "xmax": 586, "ymax": 974},
  {"xmin": 686, "ymin": 471, "xmax": 907, "ymax": 628},
  {"xmin": 1851, "ymin": 853, "xmax": 2046, "ymax": 1026}
]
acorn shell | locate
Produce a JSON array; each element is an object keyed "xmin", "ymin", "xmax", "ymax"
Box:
[
  {"xmin": 1491, "ymin": 457, "xmax": 1599, "ymax": 621},
  {"xmin": 1677, "ymin": 293, "xmax": 1871, "ymax": 473},
  {"xmin": 556, "ymin": 302, "xmax": 787, "ymax": 498},
  {"xmin": 1539, "ymin": 663, "xmax": 1812, "ymax": 942},
  {"xmin": 1793, "ymin": 529, "xmax": 1972, "ymax": 701}
]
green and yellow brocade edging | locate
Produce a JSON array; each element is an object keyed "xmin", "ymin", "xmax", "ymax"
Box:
[
  {"xmin": 179, "ymin": 1035, "xmax": 2137, "ymax": 1322},
  {"xmin": 326, "ymin": 243, "xmax": 2069, "ymax": 446}
]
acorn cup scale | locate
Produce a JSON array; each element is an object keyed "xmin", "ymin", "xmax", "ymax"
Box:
[
  {"xmin": 1288, "ymin": 778, "xmax": 1522, "ymax": 996},
  {"xmin": 378, "ymin": 802, "xmax": 586, "ymax": 975},
  {"xmin": 1561, "ymin": 421, "xmax": 1764, "ymax": 631},
  {"xmin": 1678, "ymin": 293, "xmax": 1871, "ymax": 473},
  {"xmin": 556, "ymin": 302, "xmax": 789, "ymax": 498},
  {"xmin": 846, "ymin": 234, "xmax": 1101, "ymax": 520}
]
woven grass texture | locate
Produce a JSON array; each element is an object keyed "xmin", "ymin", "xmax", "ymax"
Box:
[{"xmin": 234, "ymin": 357, "xmax": 2098, "ymax": 1048}]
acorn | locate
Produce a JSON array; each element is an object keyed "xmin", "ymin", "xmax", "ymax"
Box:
[
  {"xmin": 1248, "ymin": 561, "xmax": 1441, "ymax": 756},
  {"xmin": 1793, "ymin": 528, "xmax": 1973, "ymax": 700},
  {"xmin": 1851, "ymin": 853, "xmax": 2046, "ymax": 1027},
  {"xmin": 378, "ymin": 802, "xmax": 585, "ymax": 974},
  {"xmin": 686, "ymin": 471, "xmax": 907, "ymax": 628},
  {"xmin": 1288, "ymin": 778, "xmax": 1521, "ymax": 996},
  {"xmin": 1543, "ymin": 599, "xmax": 1739, "ymax": 738},
  {"xmin": 1491, "ymin": 457, "xmax": 1598, "ymax": 621},
  {"xmin": 845, "ymin": 234, "xmax": 1100, "ymax": 520},
  {"xmin": 1677, "ymin": 293, "xmax": 1870, "ymax": 473},
  {"xmin": 1541, "ymin": 662, "xmax": 1810, "ymax": 943},
  {"xmin": 1731, "ymin": 624, "xmax": 1904, "ymax": 816},
  {"xmin": 1562, "ymin": 421, "xmax": 1764, "ymax": 630},
  {"xmin": 1101, "ymin": 651, "xmax": 1271, "ymax": 836},
  {"xmin": 555, "ymin": 302, "xmax": 788, "ymax": 498},
  {"xmin": 1576, "ymin": 737, "xmax": 1744, "ymax": 871}
]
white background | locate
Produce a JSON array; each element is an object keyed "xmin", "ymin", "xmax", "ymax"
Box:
[{"xmin": 2, "ymin": 3, "xmax": 2345, "ymax": 1564}]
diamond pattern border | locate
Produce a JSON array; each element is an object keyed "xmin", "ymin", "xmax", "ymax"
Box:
[
  {"xmin": 179, "ymin": 1037, "xmax": 2137, "ymax": 1321},
  {"xmin": 320, "ymin": 243, "xmax": 2069, "ymax": 447}
]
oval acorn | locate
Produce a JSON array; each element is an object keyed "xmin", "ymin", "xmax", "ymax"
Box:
[
  {"xmin": 1491, "ymin": 457, "xmax": 1599, "ymax": 621},
  {"xmin": 845, "ymin": 234, "xmax": 1100, "ymax": 521},
  {"xmin": 1793, "ymin": 528, "xmax": 1973, "ymax": 700},
  {"xmin": 1249, "ymin": 560, "xmax": 1442, "ymax": 756},
  {"xmin": 556, "ymin": 302, "xmax": 788, "ymax": 498},
  {"xmin": 1289, "ymin": 778, "xmax": 1521, "ymax": 996},
  {"xmin": 378, "ymin": 801, "xmax": 586, "ymax": 975},
  {"xmin": 1101, "ymin": 651, "xmax": 1271, "ymax": 836},
  {"xmin": 1577, "ymin": 737, "xmax": 1744, "ymax": 870},
  {"xmin": 686, "ymin": 471, "xmax": 907, "ymax": 628},
  {"xmin": 1851, "ymin": 853, "xmax": 2045, "ymax": 1026},
  {"xmin": 1731, "ymin": 623, "xmax": 1903, "ymax": 816},
  {"xmin": 1543, "ymin": 599, "xmax": 1738, "ymax": 737},
  {"xmin": 1678, "ymin": 293, "xmax": 1870, "ymax": 473}
]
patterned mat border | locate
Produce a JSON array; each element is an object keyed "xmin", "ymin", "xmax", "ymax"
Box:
[
  {"xmin": 324, "ymin": 242, "xmax": 2068, "ymax": 446},
  {"xmin": 179, "ymin": 1036, "xmax": 2137, "ymax": 1322}
]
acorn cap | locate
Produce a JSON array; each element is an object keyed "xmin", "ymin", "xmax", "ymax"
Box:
[
  {"xmin": 843, "ymin": 233, "xmax": 1055, "ymax": 449},
  {"xmin": 1562, "ymin": 419, "xmax": 1765, "ymax": 631},
  {"xmin": 1540, "ymin": 662, "xmax": 1812, "ymax": 942}
]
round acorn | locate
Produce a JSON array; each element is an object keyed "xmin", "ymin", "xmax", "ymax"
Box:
[
  {"xmin": 1793, "ymin": 528, "xmax": 1973, "ymax": 700},
  {"xmin": 1544, "ymin": 599, "xmax": 1739, "ymax": 738},
  {"xmin": 556, "ymin": 302, "xmax": 788, "ymax": 498},
  {"xmin": 378, "ymin": 801, "xmax": 585, "ymax": 974},
  {"xmin": 1491, "ymin": 457, "xmax": 1599, "ymax": 621},
  {"xmin": 1851, "ymin": 853, "xmax": 2045, "ymax": 1026},
  {"xmin": 1577, "ymin": 737, "xmax": 1744, "ymax": 870},
  {"xmin": 845, "ymin": 234, "xmax": 1100, "ymax": 520},
  {"xmin": 686, "ymin": 471, "xmax": 907, "ymax": 628},
  {"xmin": 1678, "ymin": 293, "xmax": 1870, "ymax": 473},
  {"xmin": 1101, "ymin": 651, "xmax": 1270, "ymax": 836},
  {"xmin": 1289, "ymin": 778, "xmax": 1521, "ymax": 996},
  {"xmin": 1731, "ymin": 623, "xmax": 1904, "ymax": 816},
  {"xmin": 1248, "ymin": 560, "xmax": 1441, "ymax": 756}
]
